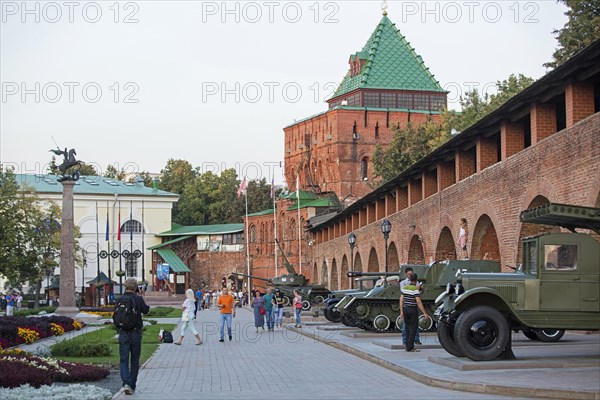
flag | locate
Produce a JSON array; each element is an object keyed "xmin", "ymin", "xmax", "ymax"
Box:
[
  {"xmin": 105, "ymin": 209, "xmax": 109, "ymax": 241},
  {"xmin": 270, "ymin": 175, "xmax": 275, "ymax": 199},
  {"xmin": 129, "ymin": 206, "xmax": 133, "ymax": 241},
  {"xmin": 237, "ymin": 176, "xmax": 247, "ymax": 198},
  {"xmin": 117, "ymin": 207, "xmax": 121, "ymax": 241}
]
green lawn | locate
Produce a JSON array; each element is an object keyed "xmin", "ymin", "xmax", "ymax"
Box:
[
  {"xmin": 51, "ymin": 323, "xmax": 176, "ymax": 366},
  {"xmin": 146, "ymin": 306, "xmax": 181, "ymax": 318}
]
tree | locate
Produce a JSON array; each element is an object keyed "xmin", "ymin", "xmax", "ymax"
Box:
[
  {"xmin": 160, "ymin": 159, "xmax": 198, "ymax": 221},
  {"xmin": 104, "ymin": 165, "xmax": 126, "ymax": 181},
  {"xmin": 78, "ymin": 162, "xmax": 98, "ymax": 176},
  {"xmin": 545, "ymin": 0, "xmax": 600, "ymax": 68},
  {"xmin": 128, "ymin": 171, "xmax": 154, "ymax": 187},
  {"xmin": 372, "ymin": 117, "xmax": 452, "ymax": 184},
  {"xmin": 444, "ymin": 74, "xmax": 535, "ymax": 133}
]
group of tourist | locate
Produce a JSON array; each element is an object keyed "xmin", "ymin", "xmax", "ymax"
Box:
[
  {"xmin": 1, "ymin": 291, "xmax": 23, "ymax": 316},
  {"xmin": 193, "ymin": 288, "xmax": 247, "ymax": 312},
  {"xmin": 251, "ymin": 287, "xmax": 303, "ymax": 330}
]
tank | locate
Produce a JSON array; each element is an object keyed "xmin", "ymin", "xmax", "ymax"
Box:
[
  {"xmin": 337, "ymin": 260, "xmax": 500, "ymax": 332},
  {"xmin": 323, "ymin": 276, "xmax": 380, "ymax": 323}
]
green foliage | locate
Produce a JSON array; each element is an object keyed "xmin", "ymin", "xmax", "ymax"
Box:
[
  {"xmin": 444, "ymin": 74, "xmax": 535, "ymax": 133},
  {"xmin": 103, "ymin": 165, "xmax": 125, "ymax": 181},
  {"xmin": 545, "ymin": 0, "xmax": 600, "ymax": 68},
  {"xmin": 14, "ymin": 307, "xmax": 57, "ymax": 316},
  {"xmin": 77, "ymin": 163, "xmax": 98, "ymax": 176},
  {"xmin": 127, "ymin": 171, "xmax": 154, "ymax": 187},
  {"xmin": 372, "ymin": 117, "xmax": 452, "ymax": 184},
  {"xmin": 146, "ymin": 306, "xmax": 179, "ymax": 318},
  {"xmin": 51, "ymin": 341, "xmax": 112, "ymax": 357}
]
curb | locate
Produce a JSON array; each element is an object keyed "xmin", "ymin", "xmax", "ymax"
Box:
[{"xmin": 289, "ymin": 326, "xmax": 599, "ymax": 400}]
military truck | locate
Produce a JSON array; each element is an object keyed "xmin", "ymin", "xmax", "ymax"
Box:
[
  {"xmin": 435, "ymin": 203, "xmax": 600, "ymax": 361},
  {"xmin": 336, "ymin": 260, "xmax": 500, "ymax": 332}
]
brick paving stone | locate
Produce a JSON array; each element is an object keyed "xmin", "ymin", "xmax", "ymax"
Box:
[{"xmin": 113, "ymin": 308, "xmax": 529, "ymax": 399}]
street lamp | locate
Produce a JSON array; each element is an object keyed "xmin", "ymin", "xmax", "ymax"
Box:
[
  {"xmin": 381, "ymin": 219, "xmax": 392, "ymax": 280},
  {"xmin": 348, "ymin": 233, "xmax": 357, "ymax": 289}
]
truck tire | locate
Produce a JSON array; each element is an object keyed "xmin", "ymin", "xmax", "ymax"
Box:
[
  {"xmin": 437, "ymin": 321, "xmax": 464, "ymax": 357},
  {"xmin": 301, "ymin": 300, "xmax": 311, "ymax": 311},
  {"xmin": 522, "ymin": 329, "xmax": 539, "ymax": 341},
  {"xmin": 454, "ymin": 306, "xmax": 510, "ymax": 361},
  {"xmin": 536, "ymin": 329, "xmax": 565, "ymax": 342},
  {"xmin": 327, "ymin": 303, "xmax": 341, "ymax": 323},
  {"xmin": 323, "ymin": 305, "xmax": 332, "ymax": 321}
]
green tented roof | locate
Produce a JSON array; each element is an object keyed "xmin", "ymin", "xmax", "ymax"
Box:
[
  {"xmin": 147, "ymin": 235, "xmax": 192, "ymax": 250},
  {"xmin": 157, "ymin": 223, "xmax": 244, "ymax": 237},
  {"xmin": 15, "ymin": 174, "xmax": 178, "ymax": 198},
  {"xmin": 280, "ymin": 190, "xmax": 318, "ymax": 201},
  {"xmin": 287, "ymin": 198, "xmax": 337, "ymax": 211},
  {"xmin": 86, "ymin": 272, "xmax": 117, "ymax": 286},
  {"xmin": 330, "ymin": 15, "xmax": 444, "ymax": 101},
  {"xmin": 156, "ymin": 249, "xmax": 191, "ymax": 273},
  {"xmin": 247, "ymin": 208, "xmax": 276, "ymax": 217}
]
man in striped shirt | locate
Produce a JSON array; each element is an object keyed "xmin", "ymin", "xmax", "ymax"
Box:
[{"xmin": 400, "ymin": 274, "xmax": 430, "ymax": 352}]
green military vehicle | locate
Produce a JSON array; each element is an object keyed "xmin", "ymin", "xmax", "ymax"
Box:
[
  {"xmin": 435, "ymin": 203, "xmax": 600, "ymax": 361},
  {"xmin": 336, "ymin": 260, "xmax": 500, "ymax": 332},
  {"xmin": 323, "ymin": 276, "xmax": 380, "ymax": 323}
]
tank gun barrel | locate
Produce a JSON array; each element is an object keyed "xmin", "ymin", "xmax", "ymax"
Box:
[
  {"xmin": 275, "ymin": 239, "xmax": 298, "ymax": 275},
  {"xmin": 231, "ymin": 272, "xmax": 272, "ymax": 283},
  {"xmin": 347, "ymin": 271, "xmax": 402, "ymax": 278}
]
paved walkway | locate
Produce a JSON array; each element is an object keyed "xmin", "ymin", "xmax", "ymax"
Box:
[{"xmin": 114, "ymin": 308, "xmax": 528, "ymax": 399}]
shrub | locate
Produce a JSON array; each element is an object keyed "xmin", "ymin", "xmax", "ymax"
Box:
[
  {"xmin": 146, "ymin": 306, "xmax": 174, "ymax": 317},
  {"xmin": 0, "ymin": 383, "xmax": 112, "ymax": 400},
  {"xmin": 14, "ymin": 307, "xmax": 57, "ymax": 317},
  {"xmin": 51, "ymin": 341, "xmax": 111, "ymax": 357}
]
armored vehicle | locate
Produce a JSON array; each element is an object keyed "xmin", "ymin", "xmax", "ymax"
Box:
[
  {"xmin": 323, "ymin": 276, "xmax": 380, "ymax": 323},
  {"xmin": 336, "ymin": 260, "xmax": 500, "ymax": 332},
  {"xmin": 435, "ymin": 203, "xmax": 600, "ymax": 361},
  {"xmin": 233, "ymin": 239, "xmax": 331, "ymax": 310}
]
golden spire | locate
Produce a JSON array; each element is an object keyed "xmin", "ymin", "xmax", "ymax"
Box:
[{"xmin": 382, "ymin": 0, "xmax": 388, "ymax": 16}]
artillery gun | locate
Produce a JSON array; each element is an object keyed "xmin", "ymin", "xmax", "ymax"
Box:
[
  {"xmin": 337, "ymin": 260, "xmax": 500, "ymax": 333},
  {"xmin": 435, "ymin": 203, "xmax": 600, "ymax": 361}
]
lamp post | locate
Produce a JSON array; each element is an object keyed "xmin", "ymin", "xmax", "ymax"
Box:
[
  {"xmin": 81, "ymin": 249, "xmax": 87, "ymax": 302},
  {"xmin": 381, "ymin": 219, "xmax": 392, "ymax": 282},
  {"xmin": 348, "ymin": 233, "xmax": 356, "ymax": 289}
]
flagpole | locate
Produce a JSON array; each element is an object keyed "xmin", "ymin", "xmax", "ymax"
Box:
[
  {"xmin": 273, "ymin": 176, "xmax": 278, "ymax": 276},
  {"xmin": 297, "ymin": 176, "xmax": 302, "ymax": 275},
  {"xmin": 129, "ymin": 200, "xmax": 133, "ymax": 280},
  {"xmin": 106, "ymin": 201, "xmax": 111, "ymax": 305},
  {"xmin": 118, "ymin": 201, "xmax": 123, "ymax": 295},
  {"xmin": 244, "ymin": 183, "xmax": 251, "ymax": 301},
  {"xmin": 142, "ymin": 201, "xmax": 145, "ymax": 287},
  {"xmin": 95, "ymin": 202, "xmax": 101, "ymax": 307}
]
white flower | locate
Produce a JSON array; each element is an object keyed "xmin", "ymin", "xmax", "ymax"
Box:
[{"xmin": 0, "ymin": 383, "xmax": 111, "ymax": 400}]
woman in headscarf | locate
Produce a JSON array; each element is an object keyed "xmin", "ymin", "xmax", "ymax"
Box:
[{"xmin": 174, "ymin": 289, "xmax": 202, "ymax": 345}]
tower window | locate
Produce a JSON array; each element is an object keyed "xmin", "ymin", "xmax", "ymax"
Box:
[
  {"xmin": 361, "ymin": 158, "xmax": 368, "ymax": 181},
  {"xmin": 375, "ymin": 122, "xmax": 379, "ymax": 138}
]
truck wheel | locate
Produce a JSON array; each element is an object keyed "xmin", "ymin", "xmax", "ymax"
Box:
[
  {"xmin": 437, "ymin": 321, "xmax": 464, "ymax": 357},
  {"xmin": 536, "ymin": 329, "xmax": 565, "ymax": 342},
  {"xmin": 323, "ymin": 305, "xmax": 331, "ymax": 321},
  {"xmin": 454, "ymin": 306, "xmax": 510, "ymax": 361},
  {"xmin": 301, "ymin": 300, "xmax": 311, "ymax": 311},
  {"xmin": 328, "ymin": 304, "xmax": 341, "ymax": 323},
  {"xmin": 372, "ymin": 315, "xmax": 391, "ymax": 332},
  {"xmin": 522, "ymin": 329, "xmax": 539, "ymax": 341}
]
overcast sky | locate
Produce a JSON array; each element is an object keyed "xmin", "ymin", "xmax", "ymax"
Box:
[{"xmin": 1, "ymin": 1, "xmax": 568, "ymax": 185}]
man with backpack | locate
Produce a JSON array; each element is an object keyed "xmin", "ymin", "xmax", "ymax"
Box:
[{"xmin": 114, "ymin": 278, "xmax": 150, "ymax": 395}]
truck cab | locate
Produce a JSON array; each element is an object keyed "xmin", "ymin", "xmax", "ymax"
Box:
[{"xmin": 435, "ymin": 203, "xmax": 600, "ymax": 361}]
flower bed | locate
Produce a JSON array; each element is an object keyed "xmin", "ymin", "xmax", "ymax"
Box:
[
  {"xmin": 0, "ymin": 383, "xmax": 111, "ymax": 400},
  {"xmin": 80, "ymin": 306, "xmax": 115, "ymax": 318},
  {"xmin": 0, "ymin": 316, "xmax": 84, "ymax": 349},
  {"xmin": 0, "ymin": 349, "xmax": 110, "ymax": 389}
]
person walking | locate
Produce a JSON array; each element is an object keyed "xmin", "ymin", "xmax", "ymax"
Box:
[
  {"xmin": 252, "ymin": 290, "xmax": 265, "ymax": 332},
  {"xmin": 263, "ymin": 288, "xmax": 276, "ymax": 331},
  {"xmin": 174, "ymin": 289, "xmax": 202, "ymax": 346},
  {"xmin": 293, "ymin": 289, "xmax": 302, "ymax": 328},
  {"xmin": 400, "ymin": 273, "xmax": 429, "ymax": 352},
  {"xmin": 117, "ymin": 278, "xmax": 150, "ymax": 395},
  {"xmin": 5, "ymin": 292, "xmax": 15, "ymax": 316},
  {"xmin": 217, "ymin": 287, "xmax": 236, "ymax": 342},
  {"xmin": 194, "ymin": 288, "xmax": 203, "ymax": 318},
  {"xmin": 400, "ymin": 267, "xmax": 422, "ymax": 346},
  {"xmin": 274, "ymin": 289, "xmax": 284, "ymax": 330},
  {"xmin": 458, "ymin": 218, "xmax": 469, "ymax": 259}
]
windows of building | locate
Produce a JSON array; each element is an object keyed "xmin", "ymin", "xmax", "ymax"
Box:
[
  {"xmin": 361, "ymin": 157, "xmax": 369, "ymax": 180},
  {"xmin": 222, "ymin": 233, "xmax": 244, "ymax": 245}
]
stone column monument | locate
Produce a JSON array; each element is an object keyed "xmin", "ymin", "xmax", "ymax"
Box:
[
  {"xmin": 55, "ymin": 180, "xmax": 78, "ymax": 316},
  {"xmin": 50, "ymin": 146, "xmax": 82, "ymax": 316}
]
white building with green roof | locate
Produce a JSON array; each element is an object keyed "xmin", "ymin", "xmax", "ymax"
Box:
[{"xmin": 11, "ymin": 174, "xmax": 178, "ymax": 302}]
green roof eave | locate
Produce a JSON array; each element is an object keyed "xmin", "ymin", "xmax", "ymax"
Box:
[
  {"xmin": 279, "ymin": 190, "xmax": 317, "ymax": 201},
  {"xmin": 156, "ymin": 223, "xmax": 244, "ymax": 237},
  {"xmin": 147, "ymin": 235, "xmax": 193, "ymax": 250},
  {"xmin": 247, "ymin": 208, "xmax": 276, "ymax": 217},
  {"xmin": 287, "ymin": 198, "xmax": 335, "ymax": 211},
  {"xmin": 156, "ymin": 249, "xmax": 191, "ymax": 273}
]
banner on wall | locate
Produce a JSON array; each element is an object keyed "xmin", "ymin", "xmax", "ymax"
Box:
[{"xmin": 156, "ymin": 263, "xmax": 170, "ymax": 280}]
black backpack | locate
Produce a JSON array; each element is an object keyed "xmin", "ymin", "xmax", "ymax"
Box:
[
  {"xmin": 113, "ymin": 295, "xmax": 139, "ymax": 331},
  {"xmin": 161, "ymin": 330, "xmax": 173, "ymax": 343}
]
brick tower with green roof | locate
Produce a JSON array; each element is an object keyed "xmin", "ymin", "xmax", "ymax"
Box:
[{"xmin": 284, "ymin": 11, "xmax": 447, "ymax": 203}]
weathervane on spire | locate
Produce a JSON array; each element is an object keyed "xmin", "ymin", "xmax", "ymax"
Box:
[{"xmin": 382, "ymin": 0, "xmax": 388, "ymax": 15}]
